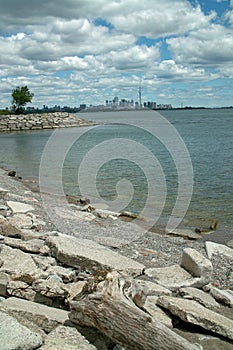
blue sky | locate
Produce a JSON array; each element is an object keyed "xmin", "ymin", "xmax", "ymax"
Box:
[{"xmin": 0, "ymin": 0, "xmax": 232, "ymax": 108}]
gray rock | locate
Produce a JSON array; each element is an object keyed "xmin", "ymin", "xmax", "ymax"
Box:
[
  {"xmin": 136, "ymin": 279, "xmax": 172, "ymax": 296},
  {"xmin": 0, "ymin": 310, "xmax": 43, "ymax": 350},
  {"xmin": 227, "ymin": 239, "xmax": 233, "ymax": 248},
  {"xmin": 179, "ymin": 287, "xmax": 220, "ymax": 310},
  {"xmin": 0, "ymin": 272, "xmax": 10, "ymax": 296},
  {"xmin": 144, "ymin": 265, "xmax": 202, "ymax": 291},
  {"xmin": 32, "ymin": 255, "xmax": 57, "ymax": 271},
  {"xmin": 143, "ymin": 296, "xmax": 173, "ymax": 328},
  {"xmin": 0, "ymin": 233, "xmax": 4, "ymax": 240},
  {"xmin": 0, "ymin": 245, "xmax": 40, "ymax": 283},
  {"xmin": 7, "ymin": 280, "xmax": 36, "ymax": 301},
  {"xmin": 210, "ymin": 287, "xmax": 233, "ymax": 307},
  {"xmin": 166, "ymin": 228, "xmax": 201, "ymax": 240},
  {"xmin": 157, "ymin": 296, "xmax": 233, "ymax": 341},
  {"xmin": 0, "ymin": 297, "xmax": 69, "ymax": 333},
  {"xmin": 3, "ymin": 236, "xmax": 47, "ymax": 254},
  {"xmin": 181, "ymin": 248, "xmax": 213, "ymax": 287},
  {"xmin": 0, "ymin": 187, "xmax": 8, "ymax": 199},
  {"xmin": 8, "ymin": 213, "xmax": 33, "ymax": 229},
  {"xmin": 40, "ymin": 325, "xmax": 97, "ymax": 349},
  {"xmin": 205, "ymin": 241, "xmax": 233, "ymax": 260},
  {"xmin": 6, "ymin": 201, "xmax": 35, "ymax": 214},
  {"xmin": 32, "ymin": 278, "xmax": 67, "ymax": 298},
  {"xmin": 46, "ymin": 265, "xmax": 76, "ymax": 283},
  {"xmin": 46, "ymin": 234, "xmax": 145, "ymax": 275}
]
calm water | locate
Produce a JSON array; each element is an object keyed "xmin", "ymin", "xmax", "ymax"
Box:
[{"xmin": 0, "ymin": 108, "xmax": 232, "ymax": 233}]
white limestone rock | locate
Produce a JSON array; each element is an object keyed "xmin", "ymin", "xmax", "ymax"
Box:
[
  {"xmin": 136, "ymin": 279, "xmax": 172, "ymax": 296},
  {"xmin": 210, "ymin": 287, "xmax": 233, "ymax": 307},
  {"xmin": 181, "ymin": 248, "xmax": 213, "ymax": 287},
  {"xmin": 46, "ymin": 234, "xmax": 145, "ymax": 276},
  {"xmin": 205, "ymin": 241, "xmax": 233, "ymax": 260},
  {"xmin": 6, "ymin": 200, "xmax": 35, "ymax": 214},
  {"xmin": 144, "ymin": 265, "xmax": 202, "ymax": 291},
  {"xmin": 157, "ymin": 296, "xmax": 233, "ymax": 341},
  {"xmin": 179, "ymin": 287, "xmax": 220, "ymax": 310},
  {"xmin": 0, "ymin": 310, "xmax": 43, "ymax": 350},
  {"xmin": 8, "ymin": 213, "xmax": 33, "ymax": 229},
  {"xmin": 0, "ymin": 245, "xmax": 40, "ymax": 283},
  {"xmin": 40, "ymin": 325, "xmax": 97, "ymax": 350},
  {"xmin": 143, "ymin": 296, "xmax": 173, "ymax": 328},
  {"xmin": 3, "ymin": 236, "xmax": 47, "ymax": 254},
  {"xmin": 0, "ymin": 297, "xmax": 69, "ymax": 333}
]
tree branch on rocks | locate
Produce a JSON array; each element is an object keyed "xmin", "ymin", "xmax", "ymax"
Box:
[{"xmin": 69, "ymin": 271, "xmax": 201, "ymax": 350}]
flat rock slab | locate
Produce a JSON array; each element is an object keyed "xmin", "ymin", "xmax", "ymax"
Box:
[
  {"xmin": 179, "ymin": 287, "xmax": 220, "ymax": 310},
  {"xmin": 136, "ymin": 279, "xmax": 172, "ymax": 296},
  {"xmin": 40, "ymin": 325, "xmax": 97, "ymax": 350},
  {"xmin": 0, "ymin": 310, "xmax": 42, "ymax": 350},
  {"xmin": 205, "ymin": 241, "xmax": 233, "ymax": 260},
  {"xmin": 46, "ymin": 234, "xmax": 145, "ymax": 275},
  {"xmin": 157, "ymin": 296, "xmax": 233, "ymax": 341},
  {"xmin": 166, "ymin": 229, "xmax": 201, "ymax": 240},
  {"xmin": 6, "ymin": 200, "xmax": 34, "ymax": 214},
  {"xmin": 210, "ymin": 287, "xmax": 233, "ymax": 307},
  {"xmin": 144, "ymin": 265, "xmax": 201, "ymax": 291},
  {"xmin": 9, "ymin": 214, "xmax": 33, "ymax": 229},
  {"xmin": 143, "ymin": 296, "xmax": 173, "ymax": 328},
  {"xmin": 0, "ymin": 245, "xmax": 39, "ymax": 283},
  {"xmin": 0, "ymin": 297, "xmax": 69, "ymax": 333}
]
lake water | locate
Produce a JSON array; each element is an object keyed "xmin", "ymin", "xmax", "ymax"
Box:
[{"xmin": 0, "ymin": 108, "xmax": 232, "ymax": 234}]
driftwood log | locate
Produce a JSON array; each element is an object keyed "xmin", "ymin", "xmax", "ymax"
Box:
[{"xmin": 69, "ymin": 271, "xmax": 201, "ymax": 350}]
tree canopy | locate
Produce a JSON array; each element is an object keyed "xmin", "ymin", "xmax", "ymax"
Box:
[{"xmin": 11, "ymin": 86, "xmax": 34, "ymax": 114}]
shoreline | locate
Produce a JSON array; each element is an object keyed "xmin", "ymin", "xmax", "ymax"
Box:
[
  {"xmin": 0, "ymin": 166, "xmax": 233, "ymax": 349},
  {"xmin": 0, "ymin": 112, "xmax": 98, "ymax": 132}
]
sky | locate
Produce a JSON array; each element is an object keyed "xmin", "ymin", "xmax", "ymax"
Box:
[{"xmin": 0, "ymin": 0, "xmax": 233, "ymax": 108}]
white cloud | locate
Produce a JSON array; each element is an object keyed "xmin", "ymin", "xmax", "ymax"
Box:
[
  {"xmin": 167, "ymin": 24, "xmax": 233, "ymax": 68},
  {"xmin": 0, "ymin": 0, "xmax": 232, "ymax": 108},
  {"xmin": 106, "ymin": 1, "xmax": 216, "ymax": 39}
]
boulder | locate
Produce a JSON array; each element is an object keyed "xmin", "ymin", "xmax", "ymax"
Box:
[
  {"xmin": 40, "ymin": 325, "xmax": 97, "ymax": 350},
  {"xmin": 157, "ymin": 296, "xmax": 233, "ymax": 341},
  {"xmin": 179, "ymin": 287, "xmax": 220, "ymax": 310},
  {"xmin": 46, "ymin": 234, "xmax": 145, "ymax": 276},
  {"xmin": 0, "ymin": 310, "xmax": 43, "ymax": 350},
  {"xmin": 181, "ymin": 248, "xmax": 213, "ymax": 287},
  {"xmin": 0, "ymin": 297, "xmax": 69, "ymax": 333}
]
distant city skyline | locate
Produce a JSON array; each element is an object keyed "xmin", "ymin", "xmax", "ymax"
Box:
[{"xmin": 0, "ymin": 0, "xmax": 233, "ymax": 109}]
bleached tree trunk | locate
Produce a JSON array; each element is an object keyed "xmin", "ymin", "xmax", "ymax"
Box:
[{"xmin": 69, "ymin": 271, "xmax": 201, "ymax": 350}]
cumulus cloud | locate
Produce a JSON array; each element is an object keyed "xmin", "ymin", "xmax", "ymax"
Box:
[
  {"xmin": 0, "ymin": 0, "xmax": 232, "ymax": 107},
  {"xmin": 167, "ymin": 24, "xmax": 233, "ymax": 68}
]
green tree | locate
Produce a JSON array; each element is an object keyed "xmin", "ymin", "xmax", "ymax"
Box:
[{"xmin": 11, "ymin": 86, "xmax": 34, "ymax": 114}]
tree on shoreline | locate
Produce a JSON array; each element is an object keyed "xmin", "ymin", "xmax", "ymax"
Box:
[{"xmin": 11, "ymin": 86, "xmax": 34, "ymax": 114}]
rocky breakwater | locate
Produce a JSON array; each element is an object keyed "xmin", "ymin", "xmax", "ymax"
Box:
[
  {"xmin": 0, "ymin": 112, "xmax": 97, "ymax": 132},
  {"xmin": 0, "ymin": 173, "xmax": 233, "ymax": 349}
]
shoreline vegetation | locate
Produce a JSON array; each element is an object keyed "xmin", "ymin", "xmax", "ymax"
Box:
[{"xmin": 0, "ymin": 113, "xmax": 233, "ymax": 349}]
